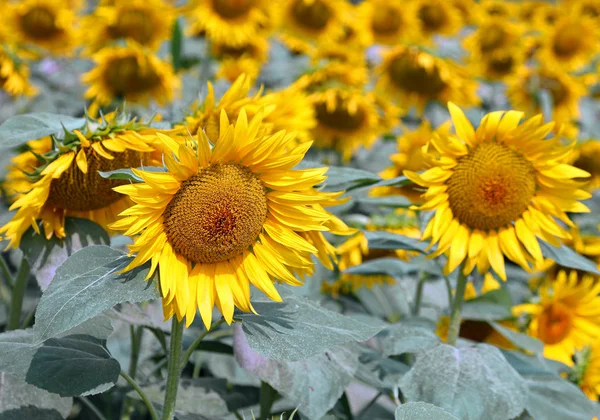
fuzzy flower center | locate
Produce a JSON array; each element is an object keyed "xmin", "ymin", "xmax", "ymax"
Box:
[
  {"xmin": 314, "ymin": 97, "xmax": 366, "ymax": 132},
  {"xmin": 487, "ymin": 54, "xmax": 515, "ymax": 76},
  {"xmin": 538, "ymin": 302, "xmax": 573, "ymax": 345},
  {"xmin": 479, "ymin": 24, "xmax": 505, "ymax": 53},
  {"xmin": 446, "ymin": 142, "xmax": 536, "ymax": 231},
  {"xmin": 163, "ymin": 164, "xmax": 267, "ymax": 264},
  {"xmin": 292, "ymin": 0, "xmax": 331, "ymax": 30},
  {"xmin": 388, "ymin": 55, "xmax": 446, "ymax": 97},
  {"xmin": 553, "ymin": 23, "xmax": 582, "ymax": 57},
  {"xmin": 20, "ymin": 6, "xmax": 59, "ymax": 39},
  {"xmin": 103, "ymin": 56, "xmax": 160, "ymax": 95},
  {"xmin": 47, "ymin": 148, "xmax": 142, "ymax": 212},
  {"xmin": 538, "ymin": 76, "xmax": 568, "ymax": 106},
  {"xmin": 372, "ymin": 7, "xmax": 402, "ymax": 34},
  {"xmin": 212, "ymin": 0, "xmax": 255, "ymax": 19},
  {"xmin": 417, "ymin": 4, "xmax": 446, "ymax": 31},
  {"xmin": 109, "ymin": 8, "xmax": 154, "ymax": 45}
]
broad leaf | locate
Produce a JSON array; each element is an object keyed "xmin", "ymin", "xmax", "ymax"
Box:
[
  {"xmin": 539, "ymin": 241, "xmax": 600, "ymax": 275},
  {"xmin": 99, "ymin": 166, "xmax": 165, "ymax": 182},
  {"xmin": 0, "ymin": 373, "xmax": 72, "ymax": 419},
  {"xmin": 364, "ymin": 231, "xmax": 428, "ymax": 252},
  {"xmin": 322, "ymin": 166, "xmax": 381, "ymax": 191},
  {"xmin": 0, "ymin": 330, "xmax": 39, "ymax": 379},
  {"xmin": 461, "ymin": 289, "xmax": 512, "ymax": 321},
  {"xmin": 33, "ymin": 245, "xmax": 159, "ymax": 342},
  {"xmin": 395, "ymin": 402, "xmax": 460, "ymax": 420},
  {"xmin": 358, "ymin": 196, "xmax": 412, "ymax": 208},
  {"xmin": 237, "ymin": 295, "xmax": 385, "ymax": 361},
  {"xmin": 370, "ymin": 175, "xmax": 412, "ymax": 188},
  {"xmin": 354, "ymin": 346, "xmax": 409, "ymax": 390},
  {"xmin": 381, "ymin": 324, "xmax": 440, "ymax": 356},
  {"xmin": 0, "ymin": 113, "xmax": 85, "ymax": 149},
  {"xmin": 344, "ymin": 257, "xmax": 414, "ymax": 278},
  {"xmin": 489, "ymin": 322, "xmax": 543, "ymax": 354}
]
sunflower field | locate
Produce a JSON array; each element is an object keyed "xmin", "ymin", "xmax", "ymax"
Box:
[{"xmin": 1, "ymin": 0, "xmax": 600, "ymax": 419}]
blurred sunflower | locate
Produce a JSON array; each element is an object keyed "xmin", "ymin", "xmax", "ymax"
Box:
[
  {"xmin": 295, "ymin": 61, "xmax": 368, "ymax": 91},
  {"xmin": 81, "ymin": 0, "xmax": 175, "ymax": 53},
  {"xmin": 568, "ymin": 140, "xmax": 600, "ymax": 192},
  {"xmin": 568, "ymin": 0, "xmax": 600, "ymax": 22},
  {"xmin": 82, "ymin": 42, "xmax": 179, "ymax": 114},
  {"xmin": 7, "ymin": 0, "xmax": 76, "ymax": 55},
  {"xmin": 110, "ymin": 110, "xmax": 353, "ymax": 327},
  {"xmin": 323, "ymin": 210, "xmax": 421, "ymax": 297},
  {"xmin": 516, "ymin": 1, "xmax": 547, "ymax": 25},
  {"xmin": 184, "ymin": 0, "xmax": 272, "ymax": 47},
  {"xmin": 463, "ymin": 17, "xmax": 523, "ymax": 60},
  {"xmin": 451, "ymin": 0, "xmax": 477, "ymax": 25},
  {"xmin": 211, "ymin": 38, "xmax": 269, "ymax": 85},
  {"xmin": 405, "ymin": 103, "xmax": 591, "ymax": 280},
  {"xmin": 514, "ymin": 271, "xmax": 600, "ymax": 366},
  {"xmin": 531, "ymin": 3, "xmax": 560, "ymax": 28},
  {"xmin": 477, "ymin": 0, "xmax": 516, "ymax": 20},
  {"xmin": 411, "ymin": 0, "xmax": 462, "ymax": 43},
  {"xmin": 0, "ymin": 46, "xmax": 37, "ymax": 97},
  {"xmin": 477, "ymin": 48, "xmax": 524, "ymax": 82},
  {"xmin": 376, "ymin": 46, "xmax": 478, "ymax": 114},
  {"xmin": 357, "ymin": 0, "xmax": 418, "ymax": 46},
  {"xmin": 310, "ymin": 19, "xmax": 369, "ymax": 65},
  {"xmin": 0, "ymin": 111, "xmax": 175, "ymax": 248},
  {"xmin": 372, "ymin": 120, "xmax": 452, "ymax": 203},
  {"xmin": 578, "ymin": 344, "xmax": 600, "ymax": 401},
  {"xmin": 277, "ymin": 0, "xmax": 348, "ymax": 54}
]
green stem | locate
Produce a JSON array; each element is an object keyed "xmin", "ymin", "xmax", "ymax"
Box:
[
  {"xmin": 129, "ymin": 326, "xmax": 143, "ymax": 378},
  {"xmin": 162, "ymin": 318, "xmax": 185, "ymax": 420},
  {"xmin": 446, "ymin": 268, "xmax": 468, "ymax": 346},
  {"xmin": 180, "ymin": 319, "xmax": 225, "ymax": 369},
  {"xmin": 0, "ymin": 255, "xmax": 14, "ymax": 288},
  {"xmin": 78, "ymin": 396, "xmax": 108, "ymax": 420},
  {"xmin": 120, "ymin": 371, "xmax": 159, "ymax": 420},
  {"xmin": 412, "ymin": 276, "xmax": 426, "ymax": 316},
  {"xmin": 259, "ymin": 381, "xmax": 277, "ymax": 419},
  {"xmin": 8, "ymin": 258, "xmax": 30, "ymax": 331}
]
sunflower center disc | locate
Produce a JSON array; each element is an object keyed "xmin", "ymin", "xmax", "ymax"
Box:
[
  {"xmin": 20, "ymin": 7, "xmax": 59, "ymax": 39},
  {"xmin": 163, "ymin": 164, "xmax": 268, "ymax": 264},
  {"xmin": 418, "ymin": 4, "xmax": 445, "ymax": 30},
  {"xmin": 479, "ymin": 24, "xmax": 505, "ymax": 52},
  {"xmin": 538, "ymin": 302, "xmax": 572, "ymax": 344},
  {"xmin": 110, "ymin": 8, "xmax": 154, "ymax": 45},
  {"xmin": 539, "ymin": 76, "xmax": 568, "ymax": 106},
  {"xmin": 212, "ymin": 0, "xmax": 255, "ymax": 19},
  {"xmin": 388, "ymin": 56, "xmax": 446, "ymax": 96},
  {"xmin": 292, "ymin": 0, "xmax": 331, "ymax": 30},
  {"xmin": 488, "ymin": 54, "xmax": 514, "ymax": 75},
  {"xmin": 553, "ymin": 24, "xmax": 581, "ymax": 57},
  {"xmin": 47, "ymin": 148, "xmax": 142, "ymax": 212},
  {"xmin": 315, "ymin": 98, "xmax": 366, "ymax": 131},
  {"xmin": 103, "ymin": 56, "xmax": 160, "ymax": 95},
  {"xmin": 446, "ymin": 142, "xmax": 536, "ymax": 231},
  {"xmin": 372, "ymin": 7, "xmax": 402, "ymax": 34}
]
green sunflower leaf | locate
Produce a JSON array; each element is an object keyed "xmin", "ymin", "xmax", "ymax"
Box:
[
  {"xmin": 461, "ymin": 288, "xmax": 513, "ymax": 321},
  {"xmin": 395, "ymin": 402, "xmax": 460, "ymax": 420},
  {"xmin": 539, "ymin": 241, "xmax": 600, "ymax": 275},
  {"xmin": 322, "ymin": 166, "xmax": 381, "ymax": 191},
  {"xmin": 98, "ymin": 166, "xmax": 166, "ymax": 182},
  {"xmin": 0, "ymin": 113, "xmax": 85, "ymax": 149},
  {"xmin": 364, "ymin": 230, "xmax": 429, "ymax": 252}
]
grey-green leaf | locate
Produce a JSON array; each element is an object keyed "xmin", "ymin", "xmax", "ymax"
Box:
[
  {"xmin": 395, "ymin": 402, "xmax": 460, "ymax": 420},
  {"xmin": 364, "ymin": 231, "xmax": 428, "ymax": 252},
  {"xmin": 0, "ymin": 113, "xmax": 85, "ymax": 149},
  {"xmin": 33, "ymin": 245, "xmax": 159, "ymax": 343},
  {"xmin": 0, "ymin": 373, "xmax": 72, "ymax": 419},
  {"xmin": 461, "ymin": 289, "xmax": 513, "ymax": 321},
  {"xmin": 539, "ymin": 241, "xmax": 600, "ymax": 275},
  {"xmin": 381, "ymin": 324, "xmax": 440, "ymax": 356},
  {"xmin": 322, "ymin": 166, "xmax": 381, "ymax": 191},
  {"xmin": 0, "ymin": 330, "xmax": 39, "ymax": 380},
  {"xmin": 489, "ymin": 322, "xmax": 543, "ymax": 354}
]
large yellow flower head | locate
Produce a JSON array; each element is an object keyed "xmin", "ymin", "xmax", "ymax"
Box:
[
  {"xmin": 405, "ymin": 103, "xmax": 591, "ymax": 281},
  {"xmin": 7, "ymin": 0, "xmax": 76, "ymax": 55},
  {"xmin": 411, "ymin": 0, "xmax": 463, "ymax": 43},
  {"xmin": 376, "ymin": 46, "xmax": 479, "ymax": 114},
  {"xmin": 514, "ymin": 271, "xmax": 600, "ymax": 366},
  {"xmin": 81, "ymin": 0, "xmax": 175, "ymax": 54},
  {"xmin": 110, "ymin": 110, "xmax": 353, "ymax": 327},
  {"xmin": 0, "ymin": 111, "xmax": 175, "ymax": 249},
  {"xmin": 82, "ymin": 42, "xmax": 180, "ymax": 113},
  {"xmin": 0, "ymin": 46, "xmax": 37, "ymax": 97},
  {"xmin": 356, "ymin": 0, "xmax": 419, "ymax": 46}
]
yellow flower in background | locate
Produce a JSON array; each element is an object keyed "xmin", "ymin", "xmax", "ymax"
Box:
[
  {"xmin": 477, "ymin": 48, "xmax": 524, "ymax": 82},
  {"xmin": 476, "ymin": 0, "xmax": 517, "ymax": 21},
  {"xmin": 82, "ymin": 42, "xmax": 179, "ymax": 113},
  {"xmin": 7, "ymin": 0, "xmax": 76, "ymax": 55},
  {"xmin": 411, "ymin": 0, "xmax": 462, "ymax": 43},
  {"xmin": 357, "ymin": 0, "xmax": 419, "ymax": 46},
  {"xmin": 449, "ymin": 0, "xmax": 478, "ymax": 26},
  {"xmin": 376, "ymin": 46, "xmax": 478, "ymax": 114},
  {"xmin": 579, "ymin": 344, "xmax": 600, "ymax": 401},
  {"xmin": 568, "ymin": 0, "xmax": 600, "ymax": 22},
  {"xmin": 0, "ymin": 113, "xmax": 173, "ymax": 248},
  {"xmin": 568, "ymin": 140, "xmax": 600, "ymax": 192},
  {"xmin": 295, "ymin": 61, "xmax": 368, "ymax": 91},
  {"xmin": 211, "ymin": 38, "xmax": 270, "ymax": 85},
  {"xmin": 81, "ymin": 0, "xmax": 175, "ymax": 53},
  {"xmin": 110, "ymin": 110, "xmax": 353, "ymax": 327},
  {"xmin": 405, "ymin": 103, "xmax": 591, "ymax": 280},
  {"xmin": 0, "ymin": 46, "xmax": 37, "ymax": 97},
  {"xmin": 372, "ymin": 120, "xmax": 452, "ymax": 203},
  {"xmin": 516, "ymin": 1, "xmax": 548, "ymax": 25},
  {"xmin": 514, "ymin": 271, "xmax": 600, "ymax": 366}
]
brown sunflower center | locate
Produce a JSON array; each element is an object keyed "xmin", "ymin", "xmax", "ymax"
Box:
[
  {"xmin": 446, "ymin": 142, "xmax": 536, "ymax": 231},
  {"xmin": 212, "ymin": 0, "xmax": 255, "ymax": 19},
  {"xmin": 163, "ymin": 164, "xmax": 267, "ymax": 264},
  {"xmin": 573, "ymin": 144, "xmax": 600, "ymax": 179},
  {"xmin": 480, "ymin": 25, "xmax": 505, "ymax": 53},
  {"xmin": 292, "ymin": 0, "xmax": 331, "ymax": 30},
  {"xmin": 582, "ymin": 4, "xmax": 600, "ymax": 18},
  {"xmin": 46, "ymin": 148, "xmax": 142, "ymax": 212},
  {"xmin": 388, "ymin": 56, "xmax": 446, "ymax": 97},
  {"xmin": 539, "ymin": 76, "xmax": 568, "ymax": 106},
  {"xmin": 372, "ymin": 7, "xmax": 402, "ymax": 34},
  {"xmin": 103, "ymin": 56, "xmax": 161, "ymax": 96},
  {"xmin": 417, "ymin": 4, "xmax": 446, "ymax": 31},
  {"xmin": 314, "ymin": 98, "xmax": 366, "ymax": 131},
  {"xmin": 553, "ymin": 24, "xmax": 582, "ymax": 57},
  {"xmin": 538, "ymin": 302, "xmax": 572, "ymax": 345},
  {"xmin": 109, "ymin": 8, "xmax": 154, "ymax": 45},
  {"xmin": 488, "ymin": 54, "xmax": 514, "ymax": 76},
  {"xmin": 20, "ymin": 7, "xmax": 60, "ymax": 39}
]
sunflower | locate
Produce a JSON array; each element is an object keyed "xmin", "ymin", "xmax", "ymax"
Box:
[
  {"xmin": 82, "ymin": 42, "xmax": 179, "ymax": 114},
  {"xmin": 310, "ymin": 20, "xmax": 369, "ymax": 65},
  {"xmin": 295, "ymin": 61, "xmax": 368, "ymax": 91},
  {"xmin": 0, "ymin": 111, "xmax": 177, "ymax": 248},
  {"xmin": 568, "ymin": 0, "xmax": 600, "ymax": 22},
  {"xmin": 211, "ymin": 38, "xmax": 269, "ymax": 85},
  {"xmin": 463, "ymin": 17, "xmax": 523, "ymax": 61},
  {"xmin": 506, "ymin": 66, "xmax": 587, "ymax": 128},
  {"xmin": 110, "ymin": 110, "xmax": 353, "ymax": 327},
  {"xmin": 411, "ymin": 0, "xmax": 462, "ymax": 43},
  {"xmin": 476, "ymin": 48, "xmax": 524, "ymax": 82},
  {"xmin": 376, "ymin": 45, "xmax": 479, "ymax": 114},
  {"xmin": 0, "ymin": 46, "xmax": 37, "ymax": 97},
  {"xmin": 309, "ymin": 88, "xmax": 398, "ymax": 161},
  {"xmin": 81, "ymin": 0, "xmax": 175, "ymax": 53},
  {"xmin": 514, "ymin": 271, "xmax": 600, "ymax": 366},
  {"xmin": 476, "ymin": 0, "xmax": 517, "ymax": 21},
  {"xmin": 277, "ymin": 0, "xmax": 348, "ymax": 55},
  {"xmin": 323, "ymin": 210, "xmax": 421, "ymax": 297},
  {"xmin": 7, "ymin": 0, "xmax": 76, "ymax": 55},
  {"xmin": 578, "ymin": 344, "xmax": 600, "ymax": 401},
  {"xmin": 450, "ymin": 0, "xmax": 477, "ymax": 26},
  {"xmin": 356, "ymin": 0, "xmax": 419, "ymax": 46},
  {"xmin": 404, "ymin": 103, "xmax": 591, "ymax": 281},
  {"xmin": 517, "ymin": 1, "xmax": 551, "ymax": 26},
  {"xmin": 568, "ymin": 140, "xmax": 600, "ymax": 192},
  {"xmin": 372, "ymin": 120, "xmax": 452, "ymax": 203},
  {"xmin": 185, "ymin": 0, "xmax": 272, "ymax": 47}
]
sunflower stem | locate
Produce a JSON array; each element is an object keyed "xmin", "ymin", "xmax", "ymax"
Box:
[
  {"xmin": 180, "ymin": 319, "xmax": 226, "ymax": 370},
  {"xmin": 8, "ymin": 258, "xmax": 30, "ymax": 331},
  {"xmin": 162, "ymin": 317, "xmax": 185, "ymax": 420},
  {"xmin": 447, "ymin": 268, "xmax": 468, "ymax": 346},
  {"xmin": 120, "ymin": 371, "xmax": 159, "ymax": 420}
]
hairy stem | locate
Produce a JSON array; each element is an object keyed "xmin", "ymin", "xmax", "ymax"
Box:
[
  {"xmin": 162, "ymin": 318, "xmax": 185, "ymax": 420},
  {"xmin": 446, "ymin": 268, "xmax": 468, "ymax": 346},
  {"xmin": 7, "ymin": 258, "xmax": 30, "ymax": 331}
]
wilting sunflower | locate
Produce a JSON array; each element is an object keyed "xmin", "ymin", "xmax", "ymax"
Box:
[
  {"xmin": 309, "ymin": 88, "xmax": 398, "ymax": 161},
  {"xmin": 7, "ymin": 0, "xmax": 76, "ymax": 55},
  {"xmin": 506, "ymin": 67, "xmax": 587, "ymax": 128},
  {"xmin": 277, "ymin": 0, "xmax": 348, "ymax": 54},
  {"xmin": 185, "ymin": 0, "xmax": 272, "ymax": 47},
  {"xmin": 568, "ymin": 140, "xmax": 600, "ymax": 192},
  {"xmin": 110, "ymin": 110, "xmax": 353, "ymax": 327},
  {"xmin": 376, "ymin": 45, "xmax": 478, "ymax": 114},
  {"xmin": 211, "ymin": 38, "xmax": 269, "ymax": 84},
  {"xmin": 514, "ymin": 271, "xmax": 600, "ymax": 366},
  {"xmin": 82, "ymin": 42, "xmax": 179, "ymax": 114},
  {"xmin": 372, "ymin": 120, "xmax": 452, "ymax": 203},
  {"xmin": 578, "ymin": 344, "xmax": 600, "ymax": 401},
  {"xmin": 411, "ymin": 0, "xmax": 462, "ymax": 43},
  {"xmin": 405, "ymin": 103, "xmax": 591, "ymax": 280},
  {"xmin": 0, "ymin": 111, "xmax": 176, "ymax": 248},
  {"xmin": 356, "ymin": 0, "xmax": 419, "ymax": 46},
  {"xmin": 323, "ymin": 210, "xmax": 421, "ymax": 297},
  {"xmin": 81, "ymin": 0, "xmax": 175, "ymax": 53},
  {"xmin": 0, "ymin": 46, "xmax": 37, "ymax": 97}
]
